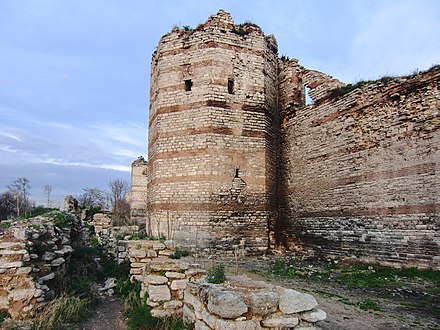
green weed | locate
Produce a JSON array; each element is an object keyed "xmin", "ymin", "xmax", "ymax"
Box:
[
  {"xmin": 0, "ymin": 310, "xmax": 10, "ymax": 324},
  {"xmin": 169, "ymin": 248, "xmax": 190, "ymax": 259},
  {"xmin": 206, "ymin": 264, "xmax": 226, "ymax": 284},
  {"xmin": 358, "ymin": 298, "xmax": 382, "ymax": 311}
]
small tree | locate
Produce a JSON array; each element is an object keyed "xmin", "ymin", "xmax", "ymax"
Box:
[
  {"xmin": 7, "ymin": 177, "xmax": 31, "ymax": 217},
  {"xmin": 0, "ymin": 191, "xmax": 16, "ymax": 220},
  {"xmin": 44, "ymin": 185, "xmax": 52, "ymax": 207},
  {"xmin": 76, "ymin": 187, "xmax": 108, "ymax": 211},
  {"xmin": 108, "ymin": 179, "xmax": 131, "ymax": 224}
]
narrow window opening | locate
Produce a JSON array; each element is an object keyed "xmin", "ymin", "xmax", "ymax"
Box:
[
  {"xmin": 305, "ymin": 86, "xmax": 314, "ymax": 105},
  {"xmin": 228, "ymin": 78, "xmax": 234, "ymax": 94},
  {"xmin": 184, "ymin": 79, "xmax": 193, "ymax": 92},
  {"xmin": 234, "ymin": 168, "xmax": 240, "ymax": 178}
]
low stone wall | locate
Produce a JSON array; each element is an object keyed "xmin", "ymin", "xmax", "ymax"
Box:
[
  {"xmin": 183, "ymin": 275, "xmax": 326, "ymax": 330},
  {"xmin": 93, "ymin": 213, "xmax": 139, "ymax": 262},
  {"xmin": 126, "ymin": 240, "xmax": 206, "ymax": 318},
  {"xmin": 124, "ymin": 240, "xmax": 325, "ymax": 328},
  {"xmin": 0, "ymin": 212, "xmax": 76, "ymax": 319}
]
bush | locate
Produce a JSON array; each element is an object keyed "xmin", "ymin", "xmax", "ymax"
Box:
[
  {"xmin": 206, "ymin": 264, "xmax": 226, "ymax": 284},
  {"xmin": 24, "ymin": 206, "xmax": 58, "ymax": 219}
]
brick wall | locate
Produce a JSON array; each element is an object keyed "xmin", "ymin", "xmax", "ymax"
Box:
[{"xmin": 279, "ymin": 66, "xmax": 440, "ymax": 269}]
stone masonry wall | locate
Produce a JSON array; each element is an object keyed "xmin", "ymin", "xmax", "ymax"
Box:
[
  {"xmin": 126, "ymin": 240, "xmax": 206, "ymax": 319},
  {"xmin": 145, "ymin": 10, "xmax": 278, "ymax": 254},
  {"xmin": 93, "ymin": 212, "xmax": 139, "ymax": 262},
  {"xmin": 279, "ymin": 65, "xmax": 440, "ymax": 269},
  {"xmin": 0, "ymin": 212, "xmax": 77, "ymax": 319}
]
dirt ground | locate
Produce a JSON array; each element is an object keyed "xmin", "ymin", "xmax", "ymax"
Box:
[
  {"xmin": 234, "ymin": 256, "xmax": 439, "ymax": 330},
  {"xmin": 80, "ymin": 297, "xmax": 126, "ymax": 330}
]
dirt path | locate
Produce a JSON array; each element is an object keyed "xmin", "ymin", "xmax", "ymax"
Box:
[{"xmin": 81, "ymin": 297, "xmax": 126, "ymax": 330}]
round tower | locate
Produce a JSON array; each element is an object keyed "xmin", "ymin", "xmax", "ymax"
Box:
[{"xmin": 146, "ymin": 10, "xmax": 279, "ymax": 254}]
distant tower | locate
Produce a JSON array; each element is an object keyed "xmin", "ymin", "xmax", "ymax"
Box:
[
  {"xmin": 146, "ymin": 10, "xmax": 279, "ymax": 254},
  {"xmin": 130, "ymin": 156, "xmax": 148, "ymax": 224}
]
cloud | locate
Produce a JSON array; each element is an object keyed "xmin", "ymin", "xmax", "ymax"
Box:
[{"xmin": 350, "ymin": 1, "xmax": 440, "ymax": 80}]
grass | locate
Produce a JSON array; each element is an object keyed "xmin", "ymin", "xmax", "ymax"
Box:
[
  {"xmin": 358, "ymin": 298, "xmax": 382, "ymax": 311},
  {"xmin": 127, "ymin": 233, "xmax": 166, "ymax": 241},
  {"xmin": 23, "ymin": 206, "xmax": 58, "ymax": 219},
  {"xmin": 330, "ymin": 64, "xmax": 440, "ymax": 98},
  {"xmin": 268, "ymin": 258, "xmax": 440, "ymax": 317},
  {"xmin": 334, "ymin": 264, "xmax": 440, "ymax": 289},
  {"xmin": 32, "ymin": 295, "xmax": 94, "ymax": 330}
]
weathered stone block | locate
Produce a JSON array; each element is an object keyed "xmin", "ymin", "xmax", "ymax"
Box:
[
  {"xmin": 301, "ymin": 308, "xmax": 327, "ymax": 322},
  {"xmin": 207, "ymin": 290, "xmax": 248, "ymax": 319},
  {"xmin": 163, "ymin": 300, "xmax": 183, "ymax": 309},
  {"xmin": 148, "ymin": 285, "xmax": 171, "ymax": 302},
  {"xmin": 262, "ymin": 316, "xmax": 299, "ymax": 328},
  {"xmin": 195, "ymin": 320, "xmax": 211, "ymax": 330},
  {"xmin": 146, "ymin": 275, "xmax": 168, "ymax": 285},
  {"xmin": 247, "ymin": 290, "xmax": 279, "ymax": 316},
  {"xmin": 170, "ymin": 279, "xmax": 188, "ymax": 290},
  {"xmin": 166, "ymin": 271, "xmax": 186, "ymax": 279},
  {"xmin": 129, "ymin": 248, "xmax": 146, "ymax": 258},
  {"xmin": 215, "ymin": 319, "xmax": 258, "ymax": 330},
  {"xmin": 278, "ymin": 288, "xmax": 317, "ymax": 313}
]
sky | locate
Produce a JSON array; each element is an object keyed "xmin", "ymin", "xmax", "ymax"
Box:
[{"xmin": 0, "ymin": 0, "xmax": 439, "ymax": 206}]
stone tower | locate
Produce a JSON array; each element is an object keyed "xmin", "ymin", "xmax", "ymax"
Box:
[{"xmin": 146, "ymin": 10, "xmax": 279, "ymax": 254}]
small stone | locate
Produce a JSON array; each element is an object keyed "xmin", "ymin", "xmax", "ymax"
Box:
[
  {"xmin": 42, "ymin": 252, "xmax": 55, "ymax": 261},
  {"xmin": 151, "ymin": 308, "xmax": 178, "ymax": 318},
  {"xmin": 201, "ymin": 306, "xmax": 219, "ymax": 328},
  {"xmin": 146, "ymin": 275, "xmax": 168, "ymax": 285},
  {"xmin": 164, "ymin": 240, "xmax": 175, "ymax": 250},
  {"xmin": 50, "ymin": 257, "xmax": 65, "ymax": 267},
  {"xmin": 0, "ymin": 261, "xmax": 23, "ymax": 269},
  {"xmin": 301, "ymin": 309, "xmax": 327, "ymax": 323},
  {"xmin": 171, "ymin": 279, "xmax": 188, "ymax": 290},
  {"xmin": 146, "ymin": 250, "xmax": 157, "ymax": 257},
  {"xmin": 166, "ymin": 271, "xmax": 186, "ymax": 279},
  {"xmin": 129, "ymin": 248, "xmax": 146, "ymax": 258},
  {"xmin": 183, "ymin": 304, "xmax": 196, "ymax": 324},
  {"xmin": 39, "ymin": 272, "xmax": 55, "ymax": 282},
  {"xmin": 163, "ymin": 300, "xmax": 183, "ymax": 309},
  {"xmin": 262, "ymin": 316, "xmax": 299, "ymax": 328},
  {"xmin": 195, "ymin": 320, "xmax": 211, "ymax": 330},
  {"xmin": 9, "ymin": 289, "xmax": 37, "ymax": 301},
  {"xmin": 215, "ymin": 319, "xmax": 258, "ymax": 330}
]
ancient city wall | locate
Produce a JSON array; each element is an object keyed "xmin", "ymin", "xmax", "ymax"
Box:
[
  {"xmin": 279, "ymin": 66, "xmax": 440, "ymax": 269},
  {"xmin": 146, "ymin": 10, "xmax": 278, "ymax": 254}
]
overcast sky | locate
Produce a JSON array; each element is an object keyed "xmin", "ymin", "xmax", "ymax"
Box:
[{"xmin": 0, "ymin": 0, "xmax": 439, "ymax": 206}]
